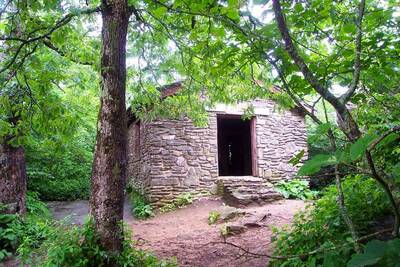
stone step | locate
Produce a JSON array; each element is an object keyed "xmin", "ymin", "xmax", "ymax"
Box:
[
  {"xmin": 219, "ymin": 182, "xmax": 266, "ymax": 188},
  {"xmin": 234, "ymin": 187, "xmax": 274, "ymax": 193},
  {"xmin": 216, "ymin": 176, "xmax": 283, "ymax": 207},
  {"xmin": 227, "ymin": 192, "xmax": 282, "ymax": 206}
]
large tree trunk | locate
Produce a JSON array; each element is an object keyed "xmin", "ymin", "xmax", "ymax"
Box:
[
  {"xmin": 0, "ymin": 144, "xmax": 27, "ymax": 214},
  {"xmin": 90, "ymin": 0, "xmax": 130, "ymax": 254}
]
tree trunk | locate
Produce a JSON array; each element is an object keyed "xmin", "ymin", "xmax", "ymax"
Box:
[
  {"xmin": 90, "ymin": 0, "xmax": 130, "ymax": 254},
  {"xmin": 0, "ymin": 144, "xmax": 27, "ymax": 214}
]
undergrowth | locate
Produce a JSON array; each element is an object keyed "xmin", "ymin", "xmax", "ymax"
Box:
[
  {"xmin": 275, "ymin": 179, "xmax": 318, "ymax": 200},
  {"xmin": 1, "ymin": 193, "xmax": 176, "ymax": 266},
  {"xmin": 270, "ymin": 175, "xmax": 392, "ymax": 266},
  {"xmin": 18, "ymin": 220, "xmax": 177, "ymax": 267},
  {"xmin": 347, "ymin": 238, "xmax": 400, "ymax": 267},
  {"xmin": 25, "ymin": 132, "xmax": 94, "ymax": 201},
  {"xmin": 127, "ymin": 187, "xmax": 153, "ymax": 219},
  {"xmin": 27, "ymin": 169, "xmax": 90, "ymax": 201},
  {"xmin": 0, "ymin": 192, "xmax": 51, "ymax": 262}
]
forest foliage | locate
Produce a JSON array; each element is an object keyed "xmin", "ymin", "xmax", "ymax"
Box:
[{"xmin": 0, "ymin": 0, "xmax": 399, "ymax": 266}]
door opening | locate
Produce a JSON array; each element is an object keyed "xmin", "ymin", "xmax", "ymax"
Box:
[{"xmin": 217, "ymin": 116, "xmax": 253, "ymax": 176}]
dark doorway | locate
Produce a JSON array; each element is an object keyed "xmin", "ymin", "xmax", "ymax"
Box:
[{"xmin": 217, "ymin": 116, "xmax": 253, "ymax": 176}]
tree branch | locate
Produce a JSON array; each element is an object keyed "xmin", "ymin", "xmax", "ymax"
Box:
[
  {"xmin": 271, "ymin": 0, "xmax": 341, "ymax": 110},
  {"xmin": 272, "ymin": 0, "xmax": 362, "ymax": 141},
  {"xmin": 0, "ymin": 6, "xmax": 100, "ymax": 74},
  {"xmin": 43, "ymin": 39, "xmax": 94, "ymax": 66},
  {"xmin": 203, "ymin": 228, "xmax": 392, "ymax": 261},
  {"xmin": 340, "ymin": 0, "xmax": 366, "ymax": 103},
  {"xmin": 368, "ymin": 125, "xmax": 400, "ymax": 151}
]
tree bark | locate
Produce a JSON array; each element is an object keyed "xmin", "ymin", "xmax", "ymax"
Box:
[
  {"xmin": 90, "ymin": 0, "xmax": 131, "ymax": 254},
  {"xmin": 0, "ymin": 143, "xmax": 27, "ymax": 214}
]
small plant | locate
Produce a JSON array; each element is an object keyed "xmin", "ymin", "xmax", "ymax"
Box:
[
  {"xmin": 159, "ymin": 192, "xmax": 195, "ymax": 213},
  {"xmin": 208, "ymin": 211, "xmax": 221, "ymax": 225},
  {"xmin": 219, "ymin": 224, "xmax": 229, "ymax": 238},
  {"xmin": 133, "ymin": 204, "xmax": 153, "ymax": 219},
  {"xmin": 175, "ymin": 193, "xmax": 193, "ymax": 206},
  {"xmin": 275, "ymin": 179, "xmax": 318, "ymax": 200},
  {"xmin": 159, "ymin": 203, "xmax": 177, "ymax": 213},
  {"xmin": 26, "ymin": 192, "xmax": 51, "ymax": 218},
  {"xmin": 127, "ymin": 187, "xmax": 153, "ymax": 219}
]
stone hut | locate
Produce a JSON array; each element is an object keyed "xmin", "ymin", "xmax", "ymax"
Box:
[{"xmin": 127, "ymin": 83, "xmax": 308, "ymax": 207}]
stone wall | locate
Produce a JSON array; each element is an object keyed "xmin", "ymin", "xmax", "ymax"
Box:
[
  {"xmin": 127, "ymin": 116, "xmax": 219, "ymax": 207},
  {"xmin": 127, "ymin": 99, "xmax": 308, "ymax": 207}
]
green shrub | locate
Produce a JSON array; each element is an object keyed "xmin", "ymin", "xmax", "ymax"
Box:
[
  {"xmin": 275, "ymin": 179, "xmax": 318, "ymax": 200},
  {"xmin": 208, "ymin": 211, "xmax": 220, "ymax": 225},
  {"xmin": 270, "ymin": 175, "xmax": 391, "ymax": 266},
  {"xmin": 26, "ymin": 191, "xmax": 51, "ymax": 218},
  {"xmin": 18, "ymin": 219, "xmax": 177, "ymax": 267},
  {"xmin": 133, "ymin": 204, "xmax": 153, "ymax": 219},
  {"xmin": 25, "ymin": 130, "xmax": 94, "ymax": 201},
  {"xmin": 0, "ymin": 204, "xmax": 18, "ymax": 261},
  {"xmin": 0, "ymin": 194, "xmax": 52, "ymax": 262},
  {"xmin": 128, "ymin": 188, "xmax": 153, "ymax": 219},
  {"xmin": 27, "ymin": 169, "xmax": 90, "ymax": 201}
]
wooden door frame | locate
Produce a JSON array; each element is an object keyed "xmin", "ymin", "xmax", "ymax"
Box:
[
  {"xmin": 250, "ymin": 117, "xmax": 258, "ymax": 177},
  {"xmin": 216, "ymin": 114, "xmax": 258, "ymax": 177}
]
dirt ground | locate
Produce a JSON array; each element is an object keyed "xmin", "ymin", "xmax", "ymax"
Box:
[
  {"xmin": 2, "ymin": 198, "xmax": 305, "ymax": 267},
  {"xmin": 128, "ymin": 197, "xmax": 306, "ymax": 267}
]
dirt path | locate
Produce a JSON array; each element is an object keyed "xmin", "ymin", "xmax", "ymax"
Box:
[
  {"xmin": 46, "ymin": 198, "xmax": 134, "ymax": 224},
  {"xmin": 45, "ymin": 197, "xmax": 305, "ymax": 267},
  {"xmin": 128, "ymin": 198, "xmax": 305, "ymax": 267}
]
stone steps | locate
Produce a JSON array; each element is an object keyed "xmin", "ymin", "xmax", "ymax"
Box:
[{"xmin": 216, "ymin": 176, "xmax": 283, "ymax": 207}]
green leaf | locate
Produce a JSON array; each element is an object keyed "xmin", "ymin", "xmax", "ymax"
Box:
[
  {"xmin": 288, "ymin": 150, "xmax": 305, "ymax": 166},
  {"xmin": 228, "ymin": 0, "xmax": 239, "ymax": 7},
  {"xmin": 294, "ymin": 3, "xmax": 304, "ymax": 13},
  {"xmin": 226, "ymin": 9, "xmax": 240, "ymax": 20},
  {"xmin": 153, "ymin": 6, "xmax": 168, "ymax": 17},
  {"xmin": 343, "ymin": 23, "xmax": 355, "ymax": 33},
  {"xmin": 347, "ymin": 240, "xmax": 387, "ymax": 267},
  {"xmin": 212, "ymin": 27, "xmax": 226, "ymax": 38},
  {"xmin": 298, "ymin": 154, "xmax": 337, "ymax": 176},
  {"xmin": 393, "ymin": 163, "xmax": 400, "ymax": 184},
  {"xmin": 315, "ymin": 123, "xmax": 332, "ymax": 135},
  {"xmin": 375, "ymin": 132, "xmax": 399, "ymax": 150},
  {"xmin": 350, "ymin": 134, "xmax": 378, "ymax": 161}
]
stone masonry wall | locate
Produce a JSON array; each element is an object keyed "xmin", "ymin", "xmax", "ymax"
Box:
[
  {"xmin": 127, "ymin": 116, "xmax": 219, "ymax": 207},
  {"xmin": 127, "ymin": 99, "xmax": 308, "ymax": 207}
]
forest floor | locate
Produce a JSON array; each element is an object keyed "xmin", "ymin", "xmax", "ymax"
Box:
[
  {"xmin": 129, "ymin": 197, "xmax": 305, "ymax": 267},
  {"xmin": 46, "ymin": 197, "xmax": 306, "ymax": 267}
]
